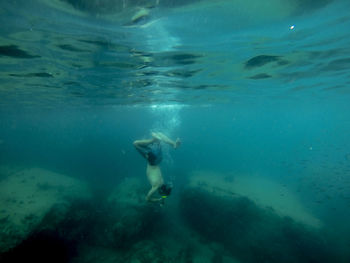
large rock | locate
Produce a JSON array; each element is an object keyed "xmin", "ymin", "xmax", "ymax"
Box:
[
  {"xmin": 0, "ymin": 167, "xmax": 91, "ymax": 253},
  {"xmin": 69, "ymin": 175, "xmax": 242, "ymax": 263},
  {"xmin": 180, "ymin": 171, "xmax": 335, "ymax": 263},
  {"xmin": 187, "ymin": 171, "xmax": 322, "ymax": 228},
  {"xmin": 106, "ymin": 177, "xmax": 162, "ymax": 248}
]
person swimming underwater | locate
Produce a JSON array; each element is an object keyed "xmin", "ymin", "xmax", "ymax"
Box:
[{"xmin": 133, "ymin": 132, "xmax": 181, "ymax": 204}]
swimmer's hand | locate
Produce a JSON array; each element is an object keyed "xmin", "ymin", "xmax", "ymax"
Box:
[{"xmin": 174, "ymin": 138, "xmax": 181, "ymax": 149}]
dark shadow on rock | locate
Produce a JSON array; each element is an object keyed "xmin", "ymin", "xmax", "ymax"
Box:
[
  {"xmin": 180, "ymin": 188, "xmax": 336, "ymax": 263},
  {"xmin": 0, "ymin": 229, "xmax": 77, "ymax": 263},
  {"xmin": 104, "ymin": 178, "xmax": 166, "ymax": 249}
]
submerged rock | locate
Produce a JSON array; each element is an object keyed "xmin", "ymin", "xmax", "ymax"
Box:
[
  {"xmin": 126, "ymin": 240, "xmax": 166, "ymax": 263},
  {"xmin": 180, "ymin": 171, "xmax": 335, "ymax": 263},
  {"xmin": 0, "ymin": 167, "xmax": 91, "ymax": 253},
  {"xmin": 187, "ymin": 171, "xmax": 322, "ymax": 228},
  {"xmin": 106, "ymin": 177, "xmax": 162, "ymax": 248}
]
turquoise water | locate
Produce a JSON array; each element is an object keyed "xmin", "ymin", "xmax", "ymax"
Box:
[{"xmin": 1, "ymin": 0, "xmax": 350, "ymax": 262}]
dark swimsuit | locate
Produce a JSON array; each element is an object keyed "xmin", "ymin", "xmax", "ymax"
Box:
[{"xmin": 136, "ymin": 141, "xmax": 163, "ymax": 165}]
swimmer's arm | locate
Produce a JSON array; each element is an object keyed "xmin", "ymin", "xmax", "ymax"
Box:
[
  {"xmin": 152, "ymin": 132, "xmax": 181, "ymax": 148},
  {"xmin": 146, "ymin": 187, "xmax": 162, "ymax": 203},
  {"xmin": 133, "ymin": 138, "xmax": 156, "ymax": 148}
]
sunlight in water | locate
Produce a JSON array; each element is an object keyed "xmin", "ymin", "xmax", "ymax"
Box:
[{"xmin": 150, "ymin": 103, "xmax": 184, "ymax": 133}]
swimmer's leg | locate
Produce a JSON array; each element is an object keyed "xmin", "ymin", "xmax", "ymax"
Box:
[
  {"xmin": 133, "ymin": 138, "xmax": 155, "ymax": 159},
  {"xmin": 146, "ymin": 186, "xmax": 162, "ymax": 203},
  {"xmin": 152, "ymin": 132, "xmax": 181, "ymax": 148}
]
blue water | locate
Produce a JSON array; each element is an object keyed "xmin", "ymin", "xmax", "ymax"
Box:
[{"xmin": 1, "ymin": 0, "xmax": 350, "ymax": 262}]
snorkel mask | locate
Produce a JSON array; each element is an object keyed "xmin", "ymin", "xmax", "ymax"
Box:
[{"xmin": 158, "ymin": 183, "xmax": 172, "ymax": 198}]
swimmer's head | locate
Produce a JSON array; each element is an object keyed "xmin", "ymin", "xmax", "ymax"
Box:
[{"xmin": 158, "ymin": 183, "xmax": 172, "ymax": 197}]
